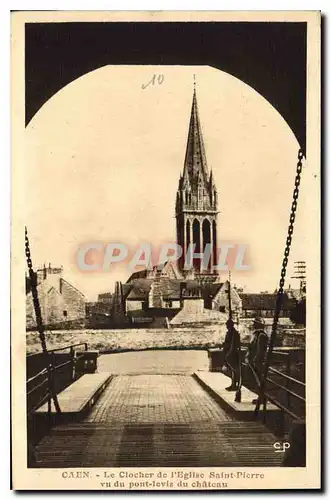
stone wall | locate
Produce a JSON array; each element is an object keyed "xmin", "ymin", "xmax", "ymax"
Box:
[
  {"xmin": 170, "ymin": 298, "xmax": 227, "ymax": 326},
  {"xmin": 26, "ymin": 275, "xmax": 85, "ymax": 329},
  {"xmin": 60, "ymin": 279, "xmax": 85, "ymax": 322},
  {"xmin": 281, "ymin": 329, "xmax": 306, "ymax": 348},
  {"xmin": 212, "ymin": 282, "xmax": 242, "ymax": 314},
  {"xmin": 126, "ymin": 300, "xmax": 144, "ymax": 311}
]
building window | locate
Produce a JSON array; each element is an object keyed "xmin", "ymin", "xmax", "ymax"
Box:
[
  {"xmin": 63, "ymin": 310, "xmax": 68, "ymax": 317},
  {"xmin": 219, "ymin": 306, "xmax": 226, "ymax": 313}
]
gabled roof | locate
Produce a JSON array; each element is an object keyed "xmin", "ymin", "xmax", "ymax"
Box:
[
  {"xmin": 201, "ymin": 282, "xmax": 224, "ymax": 300},
  {"xmin": 125, "ymin": 278, "xmax": 181, "ymax": 301},
  {"xmin": 126, "ymin": 279, "xmax": 153, "ymax": 300},
  {"xmin": 240, "ymin": 293, "xmax": 296, "ymax": 310},
  {"xmin": 126, "ymin": 261, "xmax": 182, "ymax": 284},
  {"xmin": 125, "ymin": 277, "xmax": 226, "ymax": 302},
  {"xmin": 126, "ymin": 269, "xmax": 150, "ymax": 282},
  {"xmin": 121, "ymin": 283, "xmax": 133, "ymax": 300},
  {"xmin": 61, "ymin": 278, "xmax": 85, "ymax": 298},
  {"xmin": 157, "ymin": 279, "xmax": 181, "ymax": 300}
]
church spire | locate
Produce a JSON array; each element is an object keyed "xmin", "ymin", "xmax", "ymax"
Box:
[
  {"xmin": 176, "ymin": 80, "xmax": 219, "ymax": 277},
  {"xmin": 183, "ymin": 82, "xmax": 209, "ymax": 185}
]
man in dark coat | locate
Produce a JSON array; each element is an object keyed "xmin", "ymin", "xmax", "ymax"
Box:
[
  {"xmin": 223, "ymin": 318, "xmax": 241, "ymax": 391},
  {"xmin": 246, "ymin": 316, "xmax": 269, "ymax": 402}
]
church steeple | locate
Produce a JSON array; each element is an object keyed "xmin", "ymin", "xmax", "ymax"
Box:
[
  {"xmin": 183, "ymin": 86, "xmax": 209, "ymax": 187},
  {"xmin": 176, "ymin": 82, "xmax": 219, "ymax": 278},
  {"xmin": 177, "ymin": 85, "xmax": 217, "ymax": 215}
]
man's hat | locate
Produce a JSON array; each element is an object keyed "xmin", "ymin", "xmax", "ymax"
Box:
[{"xmin": 253, "ymin": 316, "xmax": 265, "ymax": 328}]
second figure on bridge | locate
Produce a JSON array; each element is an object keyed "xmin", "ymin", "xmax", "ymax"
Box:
[{"xmin": 223, "ymin": 318, "xmax": 241, "ymax": 391}]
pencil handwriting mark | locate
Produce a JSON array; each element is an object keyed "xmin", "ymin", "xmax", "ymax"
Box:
[{"xmin": 142, "ymin": 74, "xmax": 164, "ymax": 90}]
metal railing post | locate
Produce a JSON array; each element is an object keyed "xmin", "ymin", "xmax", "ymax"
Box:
[
  {"xmin": 27, "ymin": 343, "xmax": 90, "ymax": 420},
  {"xmin": 70, "ymin": 346, "xmax": 75, "ymax": 381},
  {"xmin": 47, "ymin": 365, "xmax": 51, "ymax": 419},
  {"xmin": 50, "ymin": 352, "xmax": 61, "ymax": 414},
  {"xmin": 47, "ymin": 363, "xmax": 53, "ymax": 424},
  {"xmin": 262, "ymin": 395, "xmax": 267, "ymax": 424}
]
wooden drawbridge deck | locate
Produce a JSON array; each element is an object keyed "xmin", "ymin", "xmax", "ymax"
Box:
[{"xmin": 33, "ymin": 373, "xmax": 283, "ymax": 468}]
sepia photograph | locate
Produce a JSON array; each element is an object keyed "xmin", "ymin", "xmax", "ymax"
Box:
[{"xmin": 11, "ymin": 11, "xmax": 320, "ymax": 490}]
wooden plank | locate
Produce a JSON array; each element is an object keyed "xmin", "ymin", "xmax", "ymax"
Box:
[
  {"xmin": 194, "ymin": 371, "xmax": 280, "ymax": 418},
  {"xmin": 33, "ymin": 375, "xmax": 283, "ymax": 468},
  {"xmin": 34, "ymin": 421, "xmax": 283, "ymax": 468},
  {"xmin": 35, "ymin": 373, "xmax": 112, "ymax": 414}
]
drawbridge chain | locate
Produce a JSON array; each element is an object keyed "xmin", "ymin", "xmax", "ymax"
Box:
[
  {"xmin": 25, "ymin": 227, "xmax": 47, "ymax": 353},
  {"xmin": 25, "ymin": 227, "xmax": 61, "ymax": 413},
  {"xmin": 255, "ymin": 148, "xmax": 304, "ymax": 417}
]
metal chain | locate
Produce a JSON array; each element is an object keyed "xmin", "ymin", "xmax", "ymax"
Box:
[
  {"xmin": 25, "ymin": 226, "xmax": 47, "ymax": 353},
  {"xmin": 278, "ymin": 148, "xmax": 304, "ymax": 294},
  {"xmin": 25, "ymin": 227, "xmax": 61, "ymax": 413},
  {"xmin": 255, "ymin": 148, "xmax": 304, "ymax": 417}
]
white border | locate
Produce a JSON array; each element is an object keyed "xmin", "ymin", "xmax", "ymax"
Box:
[{"xmin": 3, "ymin": 3, "xmax": 327, "ymax": 498}]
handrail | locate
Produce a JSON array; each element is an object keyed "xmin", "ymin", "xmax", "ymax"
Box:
[
  {"xmin": 266, "ymin": 377, "xmax": 305, "ymax": 402},
  {"xmin": 53, "ymin": 359, "xmax": 73, "ymax": 371},
  {"xmin": 27, "ymin": 359, "xmax": 79, "ymax": 401},
  {"xmin": 27, "ymin": 352, "xmax": 87, "ymax": 383},
  {"xmin": 268, "ymin": 366, "xmax": 305, "ymax": 386},
  {"xmin": 48, "ymin": 342, "xmax": 88, "ymax": 353},
  {"xmin": 240, "ymin": 355, "xmax": 305, "ymax": 432},
  {"xmin": 26, "ymin": 342, "xmax": 89, "ymax": 418},
  {"xmin": 27, "ymin": 342, "xmax": 88, "ymax": 357},
  {"xmin": 27, "ymin": 392, "xmax": 50, "ymax": 416},
  {"xmin": 264, "ymin": 392, "xmax": 305, "ymax": 422},
  {"xmin": 27, "ymin": 378, "xmax": 48, "ymax": 396},
  {"xmin": 27, "ymin": 368, "xmax": 48, "ymax": 384},
  {"xmin": 52, "ymin": 352, "xmax": 88, "ymax": 372}
]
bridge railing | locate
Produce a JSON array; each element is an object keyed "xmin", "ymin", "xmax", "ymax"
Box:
[
  {"xmin": 241, "ymin": 348, "xmax": 305, "ymax": 436},
  {"xmin": 261, "ymin": 351, "xmax": 306, "ymax": 436},
  {"xmin": 26, "ymin": 342, "xmax": 88, "ymax": 417},
  {"xmin": 208, "ymin": 346, "xmax": 305, "ymax": 436}
]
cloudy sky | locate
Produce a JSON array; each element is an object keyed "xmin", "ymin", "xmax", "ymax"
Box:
[{"xmin": 25, "ymin": 65, "xmax": 308, "ymax": 300}]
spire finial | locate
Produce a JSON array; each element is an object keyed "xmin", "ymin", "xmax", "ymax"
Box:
[{"xmin": 193, "ymin": 74, "xmax": 196, "ymax": 91}]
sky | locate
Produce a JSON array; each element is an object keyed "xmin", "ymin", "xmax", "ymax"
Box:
[{"xmin": 25, "ymin": 65, "xmax": 309, "ymax": 301}]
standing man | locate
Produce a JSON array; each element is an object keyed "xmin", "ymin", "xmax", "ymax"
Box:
[
  {"xmin": 246, "ymin": 316, "xmax": 269, "ymax": 403},
  {"xmin": 223, "ymin": 318, "xmax": 241, "ymax": 391}
]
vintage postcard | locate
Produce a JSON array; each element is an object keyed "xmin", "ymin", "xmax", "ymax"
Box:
[{"xmin": 11, "ymin": 11, "xmax": 321, "ymax": 490}]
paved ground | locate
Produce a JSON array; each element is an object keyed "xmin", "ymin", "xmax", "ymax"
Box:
[
  {"xmin": 97, "ymin": 349, "xmax": 209, "ymax": 374},
  {"xmin": 87, "ymin": 375, "xmax": 231, "ymax": 424}
]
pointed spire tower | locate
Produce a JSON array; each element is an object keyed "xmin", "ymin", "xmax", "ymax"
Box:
[{"xmin": 176, "ymin": 79, "xmax": 218, "ymax": 278}]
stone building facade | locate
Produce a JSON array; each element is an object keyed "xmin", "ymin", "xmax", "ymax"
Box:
[
  {"xmin": 239, "ymin": 292, "xmax": 296, "ymax": 319},
  {"xmin": 26, "ymin": 265, "xmax": 85, "ymax": 330}
]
